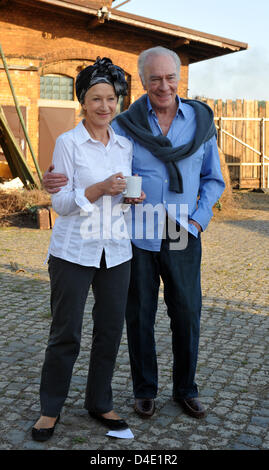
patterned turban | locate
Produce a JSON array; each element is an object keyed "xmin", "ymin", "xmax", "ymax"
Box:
[{"xmin": 75, "ymin": 56, "xmax": 128, "ymax": 104}]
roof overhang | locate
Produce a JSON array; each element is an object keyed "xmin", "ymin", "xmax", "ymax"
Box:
[
  {"xmin": 10, "ymin": 0, "xmax": 248, "ymax": 63},
  {"xmin": 109, "ymin": 8, "xmax": 248, "ymax": 63}
]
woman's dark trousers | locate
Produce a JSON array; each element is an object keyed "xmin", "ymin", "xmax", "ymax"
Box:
[{"xmin": 39, "ymin": 254, "xmax": 131, "ymax": 417}]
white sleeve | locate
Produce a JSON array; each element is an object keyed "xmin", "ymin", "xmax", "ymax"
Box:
[{"xmin": 51, "ymin": 135, "xmax": 93, "ymax": 216}]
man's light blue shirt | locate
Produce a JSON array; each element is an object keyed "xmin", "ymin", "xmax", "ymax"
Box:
[{"xmin": 112, "ymin": 95, "xmax": 225, "ymax": 251}]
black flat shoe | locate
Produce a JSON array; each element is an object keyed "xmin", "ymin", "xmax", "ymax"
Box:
[
  {"xmin": 31, "ymin": 415, "xmax": 60, "ymax": 442},
  {"xmin": 88, "ymin": 411, "xmax": 128, "ymax": 430}
]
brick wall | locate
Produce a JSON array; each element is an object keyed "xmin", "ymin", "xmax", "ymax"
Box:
[{"xmin": 0, "ymin": 2, "xmax": 189, "ymax": 173}]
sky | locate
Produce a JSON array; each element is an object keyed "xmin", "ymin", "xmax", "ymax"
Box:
[{"xmin": 113, "ymin": 0, "xmax": 269, "ymax": 101}]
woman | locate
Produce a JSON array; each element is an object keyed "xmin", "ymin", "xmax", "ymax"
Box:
[{"xmin": 32, "ymin": 57, "xmax": 140, "ymax": 441}]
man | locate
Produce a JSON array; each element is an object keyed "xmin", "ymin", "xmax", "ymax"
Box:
[{"xmin": 43, "ymin": 46, "xmax": 225, "ymax": 420}]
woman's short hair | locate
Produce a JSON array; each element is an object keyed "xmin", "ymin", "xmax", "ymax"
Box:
[{"xmin": 138, "ymin": 46, "xmax": 181, "ymax": 86}]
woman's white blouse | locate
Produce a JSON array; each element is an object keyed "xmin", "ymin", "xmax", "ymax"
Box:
[{"xmin": 47, "ymin": 121, "xmax": 133, "ymax": 268}]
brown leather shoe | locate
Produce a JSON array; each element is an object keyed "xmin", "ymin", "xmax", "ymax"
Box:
[
  {"xmin": 175, "ymin": 397, "xmax": 206, "ymax": 419},
  {"xmin": 134, "ymin": 398, "xmax": 156, "ymax": 418}
]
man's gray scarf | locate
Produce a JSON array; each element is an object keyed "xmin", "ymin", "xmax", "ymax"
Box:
[{"xmin": 115, "ymin": 94, "xmax": 217, "ymax": 193}]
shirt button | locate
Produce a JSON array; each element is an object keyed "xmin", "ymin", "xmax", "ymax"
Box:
[{"xmin": 165, "ymin": 179, "xmax": 168, "ymax": 183}]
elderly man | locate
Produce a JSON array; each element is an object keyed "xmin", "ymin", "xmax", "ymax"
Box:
[{"xmin": 43, "ymin": 46, "xmax": 225, "ymax": 420}]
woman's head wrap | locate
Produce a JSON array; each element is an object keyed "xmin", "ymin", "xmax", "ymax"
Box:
[{"xmin": 76, "ymin": 57, "xmax": 128, "ymax": 104}]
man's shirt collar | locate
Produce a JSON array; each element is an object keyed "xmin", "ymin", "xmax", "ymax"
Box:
[{"xmin": 146, "ymin": 94, "xmax": 186, "ymax": 119}]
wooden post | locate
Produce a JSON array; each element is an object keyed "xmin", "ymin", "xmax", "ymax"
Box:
[
  {"xmin": 260, "ymin": 118, "xmax": 264, "ymax": 188},
  {"xmin": 265, "ymin": 102, "xmax": 269, "ymax": 188},
  {"xmin": 226, "ymin": 100, "xmax": 233, "ymax": 167},
  {"xmin": 49, "ymin": 207, "xmax": 58, "ymax": 228},
  {"xmin": 37, "ymin": 208, "xmax": 50, "ymax": 230},
  {"xmin": 236, "ymin": 100, "xmax": 242, "ymax": 187},
  {"xmin": 253, "ymin": 100, "xmax": 259, "ymax": 182},
  {"xmin": 218, "ymin": 118, "xmax": 223, "ymax": 150}
]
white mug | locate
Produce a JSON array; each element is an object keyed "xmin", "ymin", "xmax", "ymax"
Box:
[{"xmin": 122, "ymin": 175, "xmax": 142, "ymax": 198}]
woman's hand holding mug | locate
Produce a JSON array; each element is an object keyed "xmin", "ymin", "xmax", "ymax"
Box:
[{"xmin": 102, "ymin": 172, "xmax": 126, "ymax": 196}]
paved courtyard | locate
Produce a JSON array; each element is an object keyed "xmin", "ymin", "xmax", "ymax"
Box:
[{"xmin": 0, "ymin": 206, "xmax": 268, "ymax": 453}]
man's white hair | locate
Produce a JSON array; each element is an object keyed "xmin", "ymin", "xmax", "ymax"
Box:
[{"xmin": 138, "ymin": 46, "xmax": 181, "ymax": 86}]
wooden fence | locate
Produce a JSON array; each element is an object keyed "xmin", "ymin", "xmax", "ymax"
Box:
[{"xmin": 202, "ymin": 99, "xmax": 269, "ymax": 189}]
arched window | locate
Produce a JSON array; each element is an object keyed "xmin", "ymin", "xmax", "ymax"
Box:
[{"xmin": 40, "ymin": 74, "xmax": 74, "ymax": 100}]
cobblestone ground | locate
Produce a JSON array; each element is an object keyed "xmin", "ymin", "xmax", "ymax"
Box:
[{"xmin": 0, "ymin": 208, "xmax": 268, "ymax": 453}]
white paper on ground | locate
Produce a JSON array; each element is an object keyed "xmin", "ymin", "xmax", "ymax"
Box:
[{"xmin": 106, "ymin": 428, "xmax": 134, "ymax": 439}]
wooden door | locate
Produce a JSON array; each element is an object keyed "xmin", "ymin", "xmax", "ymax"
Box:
[{"xmin": 38, "ymin": 107, "xmax": 75, "ymax": 172}]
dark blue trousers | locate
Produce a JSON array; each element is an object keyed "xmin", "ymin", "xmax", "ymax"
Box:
[{"xmin": 126, "ymin": 230, "xmax": 202, "ymax": 400}]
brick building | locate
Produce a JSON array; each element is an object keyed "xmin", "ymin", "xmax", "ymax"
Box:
[{"xmin": 0, "ymin": 0, "xmax": 247, "ymax": 178}]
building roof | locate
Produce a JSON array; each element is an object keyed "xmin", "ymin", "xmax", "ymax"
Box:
[
  {"xmin": 109, "ymin": 8, "xmax": 248, "ymax": 63},
  {"xmin": 12, "ymin": 1, "xmax": 248, "ymax": 63}
]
